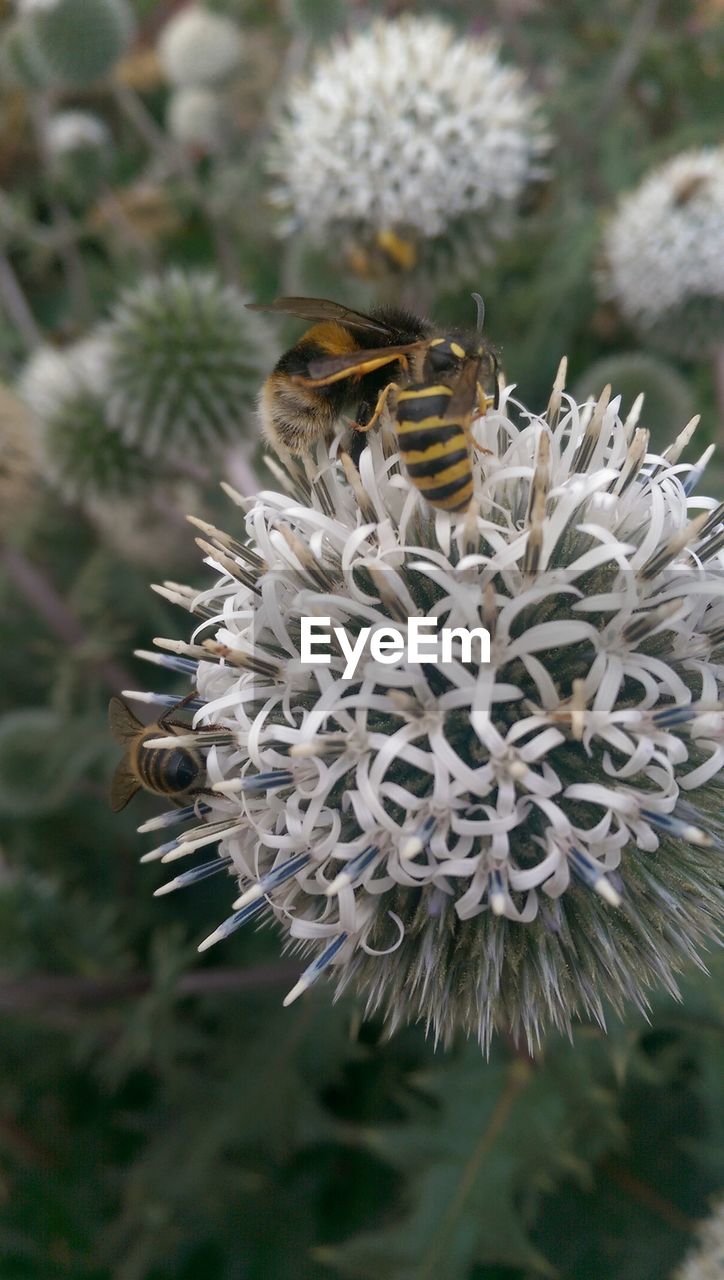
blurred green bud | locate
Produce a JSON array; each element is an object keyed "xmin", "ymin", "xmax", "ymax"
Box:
[
  {"xmin": 104, "ymin": 270, "xmax": 270, "ymax": 460},
  {"xmin": 21, "ymin": 0, "xmax": 135, "ymax": 89},
  {"xmin": 0, "ymin": 17, "xmax": 51, "ymax": 89},
  {"xmin": 572, "ymin": 353, "xmax": 695, "ymax": 454}
]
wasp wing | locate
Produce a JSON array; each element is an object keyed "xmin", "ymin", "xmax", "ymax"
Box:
[
  {"xmin": 108, "ymin": 695, "xmax": 143, "ymax": 745},
  {"xmin": 109, "ymin": 758, "xmax": 141, "ymax": 812},
  {"xmin": 246, "ymin": 297, "xmax": 398, "ymax": 337},
  {"xmin": 302, "ymin": 341, "xmax": 425, "ymax": 385}
]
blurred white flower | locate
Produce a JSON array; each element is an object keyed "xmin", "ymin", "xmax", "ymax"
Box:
[
  {"xmin": 600, "ymin": 148, "xmax": 724, "ymax": 357},
  {"xmin": 45, "ymin": 109, "xmax": 109, "ymax": 156},
  {"xmin": 166, "ymin": 86, "xmax": 225, "ymax": 153},
  {"xmin": 270, "ymin": 16, "xmax": 548, "ymax": 244},
  {"xmin": 158, "ymin": 4, "xmax": 242, "ymax": 88},
  {"xmin": 673, "ymin": 1196, "xmax": 724, "ymax": 1280},
  {"xmin": 134, "ymin": 366, "xmax": 724, "ymax": 1051},
  {"xmin": 16, "ymin": 0, "xmax": 59, "ymax": 12},
  {"xmin": 18, "ymin": 337, "xmax": 151, "ymax": 500}
]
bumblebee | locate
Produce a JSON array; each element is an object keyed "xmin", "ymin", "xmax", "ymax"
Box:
[
  {"xmin": 108, "ymin": 695, "xmax": 205, "ymax": 812},
  {"xmin": 249, "ymin": 296, "xmax": 431, "ymax": 455},
  {"xmin": 249, "ymin": 294, "xmax": 500, "ymax": 512}
]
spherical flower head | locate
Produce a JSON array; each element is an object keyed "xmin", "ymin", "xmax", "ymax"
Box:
[
  {"xmin": 673, "ymin": 1196, "xmax": 724, "ymax": 1280},
  {"xmin": 104, "ymin": 270, "xmax": 270, "ymax": 461},
  {"xmin": 166, "ymin": 87, "xmax": 226, "ymax": 154},
  {"xmin": 45, "ymin": 109, "xmax": 109, "ymax": 156},
  {"xmin": 157, "ymin": 5, "xmax": 242, "ymax": 88},
  {"xmin": 600, "ymin": 148, "xmax": 724, "ymax": 359},
  {"xmin": 136, "ymin": 369, "xmax": 724, "ymax": 1052},
  {"xmin": 20, "ymin": 0, "xmax": 135, "ymax": 89},
  {"xmin": 19, "ymin": 338, "xmax": 151, "ymax": 502},
  {"xmin": 270, "ymin": 16, "xmax": 549, "ymax": 247}
]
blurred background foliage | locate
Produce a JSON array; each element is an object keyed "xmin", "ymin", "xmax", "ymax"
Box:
[{"xmin": 0, "ymin": 0, "xmax": 723, "ymax": 1276}]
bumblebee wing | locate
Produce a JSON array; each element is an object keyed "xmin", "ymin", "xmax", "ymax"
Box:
[
  {"xmin": 444, "ymin": 358, "xmax": 483, "ymax": 422},
  {"xmin": 246, "ymin": 297, "xmax": 398, "ymax": 337},
  {"xmin": 109, "ymin": 758, "xmax": 141, "ymax": 812},
  {"xmin": 303, "ymin": 341, "xmax": 425, "ymax": 385},
  {"xmin": 108, "ymin": 696, "xmax": 143, "ymax": 745}
]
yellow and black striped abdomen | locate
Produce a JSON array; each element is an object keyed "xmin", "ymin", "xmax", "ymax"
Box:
[{"xmin": 395, "ymin": 384, "xmax": 474, "ymax": 512}]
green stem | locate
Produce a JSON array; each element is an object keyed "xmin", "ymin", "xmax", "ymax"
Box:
[
  {"xmin": 0, "ymin": 251, "xmax": 43, "ymax": 350},
  {"xmin": 0, "ymin": 543, "xmax": 132, "ymax": 693}
]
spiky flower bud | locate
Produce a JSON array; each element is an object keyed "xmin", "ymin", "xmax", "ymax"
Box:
[
  {"xmin": 19, "ymin": 0, "xmax": 135, "ymax": 88},
  {"xmin": 600, "ymin": 148, "xmax": 724, "ymax": 359},
  {"xmin": 673, "ymin": 1196, "xmax": 724, "ymax": 1280},
  {"xmin": 157, "ymin": 5, "xmax": 242, "ymax": 88},
  {"xmin": 166, "ymin": 87, "xmax": 226, "ymax": 154},
  {"xmin": 19, "ymin": 339, "xmax": 151, "ymax": 502},
  {"xmin": 270, "ymin": 16, "xmax": 548, "ymax": 252},
  {"xmin": 132, "ymin": 371, "xmax": 724, "ymax": 1052},
  {"xmin": 104, "ymin": 270, "xmax": 269, "ymax": 460},
  {"xmin": 572, "ymin": 353, "xmax": 695, "ymax": 454}
]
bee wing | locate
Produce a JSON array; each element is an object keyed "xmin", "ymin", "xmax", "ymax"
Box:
[
  {"xmin": 303, "ymin": 341, "xmax": 425, "ymax": 384},
  {"xmin": 443, "ymin": 358, "xmax": 483, "ymax": 422},
  {"xmin": 246, "ymin": 297, "xmax": 398, "ymax": 337},
  {"xmin": 108, "ymin": 695, "xmax": 143, "ymax": 745},
  {"xmin": 109, "ymin": 758, "xmax": 141, "ymax": 812}
]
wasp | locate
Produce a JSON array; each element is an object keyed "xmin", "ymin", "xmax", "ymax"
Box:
[
  {"xmin": 248, "ymin": 295, "xmax": 500, "ymax": 513},
  {"xmin": 108, "ymin": 695, "xmax": 206, "ymax": 812}
]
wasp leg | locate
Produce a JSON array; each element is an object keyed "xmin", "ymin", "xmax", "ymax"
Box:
[
  {"xmin": 476, "ymin": 384, "xmax": 497, "ymax": 416},
  {"xmin": 356, "ymin": 381, "xmax": 400, "ymax": 434}
]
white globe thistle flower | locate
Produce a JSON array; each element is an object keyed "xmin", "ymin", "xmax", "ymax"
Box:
[
  {"xmin": 166, "ymin": 87, "xmax": 225, "ymax": 154},
  {"xmin": 157, "ymin": 5, "xmax": 242, "ymax": 88},
  {"xmin": 131, "ymin": 368, "xmax": 724, "ymax": 1052},
  {"xmin": 104, "ymin": 270, "xmax": 270, "ymax": 460},
  {"xmin": 600, "ymin": 148, "xmax": 724, "ymax": 358},
  {"xmin": 19, "ymin": 337, "xmax": 152, "ymax": 501},
  {"xmin": 673, "ymin": 1195, "xmax": 724, "ymax": 1280},
  {"xmin": 270, "ymin": 16, "xmax": 548, "ymax": 249},
  {"xmin": 45, "ymin": 109, "xmax": 109, "ymax": 156}
]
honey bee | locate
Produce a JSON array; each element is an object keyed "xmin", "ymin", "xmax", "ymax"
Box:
[
  {"xmin": 248, "ymin": 295, "xmax": 500, "ymax": 512},
  {"xmin": 108, "ymin": 695, "xmax": 206, "ymax": 812}
]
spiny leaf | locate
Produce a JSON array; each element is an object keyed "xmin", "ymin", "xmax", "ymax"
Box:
[{"xmin": 320, "ymin": 1035, "xmax": 622, "ymax": 1280}]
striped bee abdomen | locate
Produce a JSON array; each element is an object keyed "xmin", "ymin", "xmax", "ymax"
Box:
[
  {"xmin": 395, "ymin": 384, "xmax": 474, "ymax": 512},
  {"xmin": 138, "ymin": 734, "xmax": 201, "ymax": 798}
]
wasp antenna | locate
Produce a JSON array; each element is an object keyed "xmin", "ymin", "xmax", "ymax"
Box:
[{"xmin": 471, "ymin": 292, "xmax": 485, "ymax": 332}]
